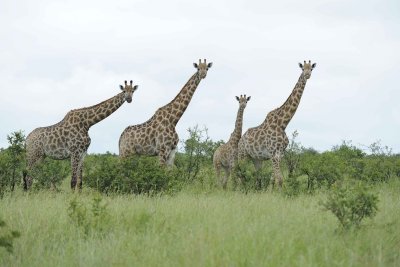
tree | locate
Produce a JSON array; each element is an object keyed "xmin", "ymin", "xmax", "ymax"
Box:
[
  {"xmin": 179, "ymin": 125, "xmax": 222, "ymax": 181},
  {"xmin": 0, "ymin": 131, "xmax": 26, "ymax": 193},
  {"xmin": 283, "ymin": 130, "xmax": 302, "ymax": 178}
]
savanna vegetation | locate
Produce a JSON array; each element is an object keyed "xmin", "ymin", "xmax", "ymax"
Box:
[{"xmin": 0, "ymin": 127, "xmax": 399, "ymax": 266}]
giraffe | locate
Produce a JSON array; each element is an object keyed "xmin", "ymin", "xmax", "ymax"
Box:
[
  {"xmin": 119, "ymin": 59, "xmax": 212, "ymax": 165},
  {"xmin": 213, "ymin": 94, "xmax": 251, "ymax": 189},
  {"xmin": 23, "ymin": 80, "xmax": 138, "ymax": 190},
  {"xmin": 238, "ymin": 60, "xmax": 316, "ymax": 188}
]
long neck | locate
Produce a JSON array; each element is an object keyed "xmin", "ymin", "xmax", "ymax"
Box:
[
  {"xmin": 271, "ymin": 72, "xmax": 307, "ymax": 130},
  {"xmin": 164, "ymin": 72, "xmax": 202, "ymax": 126},
  {"xmin": 74, "ymin": 92, "xmax": 126, "ymax": 129},
  {"xmin": 227, "ymin": 105, "xmax": 245, "ymax": 145}
]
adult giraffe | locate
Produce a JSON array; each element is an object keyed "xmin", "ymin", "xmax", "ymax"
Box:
[
  {"xmin": 238, "ymin": 60, "xmax": 316, "ymax": 188},
  {"xmin": 24, "ymin": 80, "xmax": 138, "ymax": 190},
  {"xmin": 119, "ymin": 59, "xmax": 212, "ymax": 165}
]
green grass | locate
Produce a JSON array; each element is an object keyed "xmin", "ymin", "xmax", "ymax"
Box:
[{"xmin": 0, "ymin": 181, "xmax": 399, "ymax": 267}]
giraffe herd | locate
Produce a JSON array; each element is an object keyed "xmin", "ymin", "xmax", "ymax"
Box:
[{"xmin": 23, "ymin": 59, "xmax": 316, "ymax": 190}]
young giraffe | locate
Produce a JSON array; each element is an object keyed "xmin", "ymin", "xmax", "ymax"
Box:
[
  {"xmin": 213, "ymin": 94, "xmax": 251, "ymax": 189},
  {"xmin": 119, "ymin": 59, "xmax": 212, "ymax": 165},
  {"xmin": 238, "ymin": 60, "xmax": 316, "ymax": 188},
  {"xmin": 23, "ymin": 80, "xmax": 138, "ymax": 190}
]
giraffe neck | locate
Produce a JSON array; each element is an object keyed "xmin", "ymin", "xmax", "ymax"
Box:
[
  {"xmin": 71, "ymin": 92, "xmax": 126, "ymax": 129},
  {"xmin": 163, "ymin": 72, "xmax": 202, "ymax": 126},
  {"xmin": 264, "ymin": 72, "xmax": 308, "ymax": 130},
  {"xmin": 227, "ymin": 105, "xmax": 245, "ymax": 145}
]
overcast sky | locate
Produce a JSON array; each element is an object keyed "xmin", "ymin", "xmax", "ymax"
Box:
[{"xmin": 1, "ymin": 0, "xmax": 399, "ymax": 154}]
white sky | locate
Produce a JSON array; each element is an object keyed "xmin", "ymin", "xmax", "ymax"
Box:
[{"xmin": 1, "ymin": 0, "xmax": 399, "ymax": 153}]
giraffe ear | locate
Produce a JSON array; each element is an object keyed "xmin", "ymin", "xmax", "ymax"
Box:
[
  {"xmin": 236, "ymin": 96, "xmax": 240, "ymax": 101},
  {"xmin": 247, "ymin": 96, "xmax": 251, "ymax": 101},
  {"xmin": 298, "ymin": 63, "xmax": 303, "ymax": 69},
  {"xmin": 311, "ymin": 63, "xmax": 317, "ymax": 69},
  {"xmin": 133, "ymin": 85, "xmax": 139, "ymax": 90},
  {"xmin": 193, "ymin": 63, "xmax": 199, "ymax": 69},
  {"xmin": 120, "ymin": 85, "xmax": 124, "ymax": 90},
  {"xmin": 207, "ymin": 62, "xmax": 213, "ymax": 68}
]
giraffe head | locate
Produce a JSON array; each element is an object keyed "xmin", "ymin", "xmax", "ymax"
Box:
[
  {"xmin": 193, "ymin": 59, "xmax": 212, "ymax": 79},
  {"xmin": 119, "ymin": 80, "xmax": 138, "ymax": 103},
  {"xmin": 298, "ymin": 60, "xmax": 317, "ymax": 79},
  {"xmin": 235, "ymin": 94, "xmax": 251, "ymax": 109}
]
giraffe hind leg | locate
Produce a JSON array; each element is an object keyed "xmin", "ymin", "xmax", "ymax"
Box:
[
  {"xmin": 71, "ymin": 152, "xmax": 86, "ymax": 191},
  {"xmin": 221, "ymin": 167, "xmax": 230, "ymax": 190}
]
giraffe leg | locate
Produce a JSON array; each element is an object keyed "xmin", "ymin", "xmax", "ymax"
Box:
[
  {"xmin": 166, "ymin": 148, "xmax": 177, "ymax": 167},
  {"xmin": 253, "ymin": 159, "xmax": 263, "ymax": 190},
  {"xmin": 214, "ymin": 161, "xmax": 222, "ymax": 185},
  {"xmin": 71, "ymin": 152, "xmax": 86, "ymax": 191},
  {"xmin": 271, "ymin": 154, "xmax": 283, "ymax": 188},
  {"xmin": 24, "ymin": 152, "xmax": 44, "ymax": 190},
  {"xmin": 221, "ymin": 167, "xmax": 230, "ymax": 190}
]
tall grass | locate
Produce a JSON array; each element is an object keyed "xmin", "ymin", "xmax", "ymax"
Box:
[{"xmin": 0, "ymin": 180, "xmax": 399, "ymax": 267}]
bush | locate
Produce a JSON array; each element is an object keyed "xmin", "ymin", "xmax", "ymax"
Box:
[
  {"xmin": 322, "ymin": 181, "xmax": 379, "ymax": 230},
  {"xmin": 283, "ymin": 175, "xmax": 301, "ymax": 197},
  {"xmin": 300, "ymin": 151, "xmax": 344, "ymax": 191},
  {"xmin": 68, "ymin": 196, "xmax": 110, "ymax": 236},
  {"xmin": 177, "ymin": 125, "xmax": 222, "ymax": 181},
  {"xmin": 30, "ymin": 158, "xmax": 70, "ymax": 190},
  {"xmin": 0, "ymin": 150, "xmax": 13, "ymax": 197},
  {"xmin": 233, "ymin": 160, "xmax": 272, "ymax": 192},
  {"xmin": 84, "ymin": 153, "xmax": 180, "ymax": 195},
  {"xmin": 0, "ymin": 131, "xmax": 26, "ymax": 195},
  {"xmin": 283, "ymin": 130, "xmax": 302, "ymax": 179},
  {"xmin": 0, "ymin": 217, "xmax": 20, "ymax": 253}
]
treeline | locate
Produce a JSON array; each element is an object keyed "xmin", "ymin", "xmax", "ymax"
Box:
[{"xmin": 0, "ymin": 128, "xmax": 399, "ymax": 196}]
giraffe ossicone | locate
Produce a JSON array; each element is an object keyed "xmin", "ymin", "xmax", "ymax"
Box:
[
  {"xmin": 23, "ymin": 80, "xmax": 138, "ymax": 190},
  {"xmin": 119, "ymin": 59, "xmax": 212, "ymax": 165},
  {"xmin": 237, "ymin": 60, "xmax": 316, "ymax": 188}
]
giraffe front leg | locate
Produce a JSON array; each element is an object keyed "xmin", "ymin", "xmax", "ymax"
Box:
[
  {"xmin": 271, "ymin": 154, "xmax": 283, "ymax": 188},
  {"xmin": 70, "ymin": 152, "xmax": 86, "ymax": 191},
  {"xmin": 158, "ymin": 146, "xmax": 176, "ymax": 167},
  {"xmin": 253, "ymin": 159, "xmax": 263, "ymax": 190},
  {"xmin": 166, "ymin": 148, "xmax": 177, "ymax": 167},
  {"xmin": 24, "ymin": 153, "xmax": 45, "ymax": 191}
]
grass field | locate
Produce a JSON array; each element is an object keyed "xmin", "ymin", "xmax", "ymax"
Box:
[{"xmin": 0, "ymin": 180, "xmax": 399, "ymax": 267}]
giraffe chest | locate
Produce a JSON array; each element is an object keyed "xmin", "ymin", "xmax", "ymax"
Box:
[{"xmin": 218, "ymin": 144, "xmax": 238, "ymax": 166}]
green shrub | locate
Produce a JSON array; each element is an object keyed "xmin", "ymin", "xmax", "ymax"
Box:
[
  {"xmin": 0, "ymin": 217, "xmax": 20, "ymax": 253},
  {"xmin": 0, "ymin": 131, "xmax": 26, "ymax": 195},
  {"xmin": 300, "ymin": 151, "xmax": 344, "ymax": 190},
  {"xmin": 233, "ymin": 160, "xmax": 271, "ymax": 192},
  {"xmin": 283, "ymin": 175, "xmax": 301, "ymax": 197},
  {"xmin": 30, "ymin": 158, "xmax": 70, "ymax": 190},
  {"xmin": 0, "ymin": 150, "xmax": 13, "ymax": 197},
  {"xmin": 68, "ymin": 196, "xmax": 110, "ymax": 236},
  {"xmin": 322, "ymin": 181, "xmax": 379, "ymax": 230},
  {"xmin": 177, "ymin": 125, "xmax": 222, "ymax": 181},
  {"xmin": 84, "ymin": 154, "xmax": 179, "ymax": 195},
  {"xmin": 283, "ymin": 130, "xmax": 302, "ymax": 179}
]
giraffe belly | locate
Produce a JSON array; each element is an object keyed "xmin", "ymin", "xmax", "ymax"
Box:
[
  {"xmin": 248, "ymin": 145, "xmax": 272, "ymax": 160},
  {"xmin": 134, "ymin": 143, "xmax": 158, "ymax": 156},
  {"xmin": 43, "ymin": 140, "xmax": 71, "ymax": 159}
]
